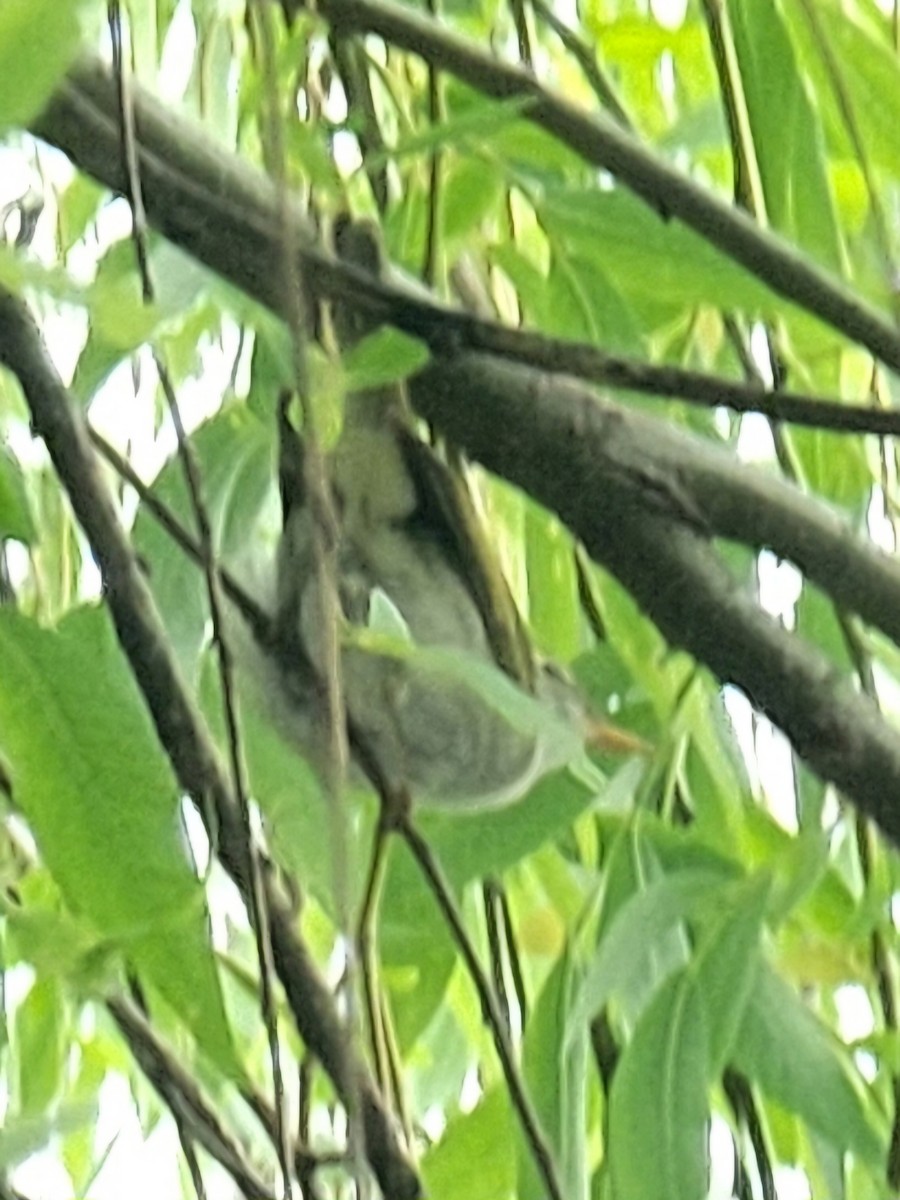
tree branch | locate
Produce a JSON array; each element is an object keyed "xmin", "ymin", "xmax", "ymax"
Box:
[
  {"xmin": 410, "ymin": 351, "xmax": 900, "ymax": 845},
  {"xmin": 0, "ymin": 287, "xmax": 421, "ymax": 1200},
  {"xmin": 109, "ymin": 998, "xmax": 276, "ymax": 1200},
  {"xmin": 30, "ymin": 58, "xmax": 900, "ymax": 438},
  {"xmin": 301, "ymin": 0, "xmax": 900, "ymax": 372},
  {"xmin": 26, "ymin": 56, "xmax": 900, "ymax": 845}
]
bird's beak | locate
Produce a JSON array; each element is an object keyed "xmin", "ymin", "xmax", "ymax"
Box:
[{"xmin": 582, "ymin": 716, "xmax": 652, "ymax": 757}]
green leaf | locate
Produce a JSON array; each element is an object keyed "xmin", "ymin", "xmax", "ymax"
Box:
[
  {"xmin": 57, "ymin": 174, "xmax": 105, "ymax": 255},
  {"xmin": 29, "ymin": 467, "xmax": 82, "ymax": 620},
  {"xmin": 422, "ymin": 1088, "xmax": 514, "ymax": 1200},
  {"xmin": 14, "ymin": 977, "xmax": 66, "ymax": 1117},
  {"xmin": 287, "ymin": 121, "xmax": 343, "ymax": 194},
  {"xmin": 520, "ymin": 946, "xmax": 588, "ymax": 1200},
  {"xmin": 5, "ymin": 903, "xmax": 100, "ymax": 981},
  {"xmin": 786, "ymin": 0, "xmax": 900, "ymax": 183},
  {"xmin": 391, "ymin": 94, "xmax": 530, "ymax": 161},
  {"xmin": 0, "ymin": 445, "xmax": 35, "ymax": 543},
  {"xmin": 570, "ymin": 868, "xmax": 727, "ymax": 1033},
  {"xmin": 608, "ymin": 970, "xmax": 709, "ymax": 1200},
  {"xmin": 687, "ymin": 873, "xmax": 769, "ymax": 1073},
  {"xmin": 525, "ymin": 507, "xmax": 581, "ymax": 662},
  {"xmin": 733, "ymin": 962, "xmax": 887, "ymax": 1165},
  {"xmin": 728, "ymin": 0, "xmax": 843, "ymax": 271},
  {"xmin": 0, "ymin": 607, "xmax": 239, "ymax": 1078},
  {"xmin": 415, "ymin": 767, "xmax": 602, "ymax": 886},
  {"xmin": 380, "ymin": 838, "xmax": 457, "ymax": 1050},
  {"xmin": 538, "ymin": 187, "xmax": 794, "ymax": 321},
  {"xmin": 203, "ymin": 653, "xmax": 377, "ymax": 916},
  {"xmin": 442, "ymin": 155, "xmax": 503, "ymax": 243},
  {"xmin": 782, "ymin": 425, "xmax": 870, "ymax": 509},
  {"xmin": 72, "ymin": 238, "xmax": 216, "ymax": 404},
  {"xmin": 0, "ymin": 0, "xmax": 96, "ymax": 131},
  {"xmin": 133, "ymin": 404, "xmax": 275, "ymax": 675},
  {"xmin": 344, "ymin": 326, "xmax": 431, "ymax": 392},
  {"xmin": 543, "ymin": 247, "xmax": 643, "ymax": 354},
  {"xmin": 0, "ymin": 1101, "xmax": 96, "ymax": 1170}
]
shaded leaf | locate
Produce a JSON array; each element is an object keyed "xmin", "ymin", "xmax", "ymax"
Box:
[
  {"xmin": 733, "ymin": 962, "xmax": 886, "ymax": 1166},
  {"xmin": 608, "ymin": 970, "xmax": 709, "ymax": 1200},
  {"xmin": 729, "ymin": 0, "xmax": 843, "ymax": 271},
  {"xmin": 687, "ymin": 872, "xmax": 768, "ymax": 1073}
]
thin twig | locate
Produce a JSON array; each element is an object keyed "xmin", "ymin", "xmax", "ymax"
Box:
[
  {"xmin": 110, "ymin": 997, "xmax": 276, "ymax": 1200},
  {"xmin": 379, "ymin": 982, "xmax": 413, "ymax": 1146},
  {"xmin": 422, "ymin": 0, "xmax": 442, "ymax": 290},
  {"xmin": 88, "ymin": 428, "xmax": 273, "ymax": 637},
  {"xmin": 699, "ymin": 0, "xmax": 766, "ymax": 219},
  {"xmin": 31, "ymin": 62, "xmax": 900, "ymax": 437},
  {"xmin": 357, "ymin": 820, "xmax": 394, "ymax": 1095},
  {"xmin": 240, "ymin": 1082, "xmax": 351, "ymax": 1183},
  {"xmin": 528, "ymin": 0, "xmax": 631, "ymax": 130},
  {"xmin": 400, "ymin": 816, "xmax": 565, "ymax": 1200},
  {"xmin": 250, "ymin": 5, "xmax": 360, "ymax": 1195},
  {"xmin": 722, "ymin": 1070, "xmax": 776, "ymax": 1200},
  {"xmin": 328, "ymin": 35, "xmax": 391, "ymax": 213},
  {"xmin": 292, "ymin": 0, "xmax": 900, "ymax": 373},
  {"xmin": 107, "ymin": 12, "xmax": 292, "ymax": 1194},
  {"xmin": 175, "ymin": 1119, "xmax": 209, "ymax": 1200},
  {"xmin": 0, "ymin": 284, "xmax": 421, "ymax": 1200},
  {"xmin": 498, "ymin": 881, "xmax": 528, "ymax": 1029},
  {"xmin": 482, "ymin": 878, "xmax": 511, "ymax": 1031}
]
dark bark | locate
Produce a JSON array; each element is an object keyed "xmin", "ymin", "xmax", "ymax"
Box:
[{"xmin": 26, "ymin": 59, "xmax": 900, "ymax": 846}]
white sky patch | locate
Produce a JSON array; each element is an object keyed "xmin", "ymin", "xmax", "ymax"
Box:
[
  {"xmin": 773, "ymin": 1166, "xmax": 811, "ymax": 1200},
  {"xmin": 159, "ymin": 0, "xmax": 198, "ymax": 103},
  {"xmin": 707, "ymin": 1115, "xmax": 735, "ymax": 1199},
  {"xmin": 757, "ymin": 550, "xmax": 803, "ymax": 629},
  {"xmin": 753, "ymin": 718, "xmax": 798, "ymax": 832},
  {"xmin": 735, "ymin": 410, "xmax": 777, "ymax": 463},
  {"xmin": 835, "ymin": 983, "xmax": 875, "ymax": 1044},
  {"xmin": 89, "ymin": 1075, "xmax": 184, "ymax": 1200},
  {"xmin": 651, "ymin": 0, "xmax": 688, "ymax": 29}
]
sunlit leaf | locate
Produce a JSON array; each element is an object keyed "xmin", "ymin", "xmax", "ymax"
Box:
[
  {"xmin": 343, "ymin": 326, "xmax": 431, "ymax": 392},
  {"xmin": 0, "ymin": 608, "xmax": 239, "ymax": 1078},
  {"xmin": 0, "ymin": 0, "xmax": 96, "ymax": 131},
  {"xmin": 422, "ymin": 1089, "xmax": 514, "ymax": 1200},
  {"xmin": 0, "ymin": 445, "xmax": 34, "ymax": 543},
  {"xmin": 14, "ymin": 977, "xmax": 66, "ymax": 1117}
]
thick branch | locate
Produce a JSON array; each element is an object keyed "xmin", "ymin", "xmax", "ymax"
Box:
[
  {"xmin": 31, "ymin": 58, "xmax": 900, "ymax": 438},
  {"xmin": 26, "ymin": 58, "xmax": 900, "ymax": 839},
  {"xmin": 523, "ymin": 380, "xmax": 900, "ymax": 652},
  {"xmin": 410, "ymin": 353, "xmax": 900, "ymax": 845},
  {"xmin": 0, "ymin": 288, "xmax": 420, "ymax": 1200}
]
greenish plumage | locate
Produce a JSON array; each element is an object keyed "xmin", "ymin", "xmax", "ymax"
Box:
[{"xmin": 233, "ymin": 218, "xmax": 640, "ymax": 809}]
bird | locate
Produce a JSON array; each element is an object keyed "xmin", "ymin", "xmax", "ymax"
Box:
[{"xmin": 233, "ymin": 216, "xmax": 645, "ymax": 811}]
